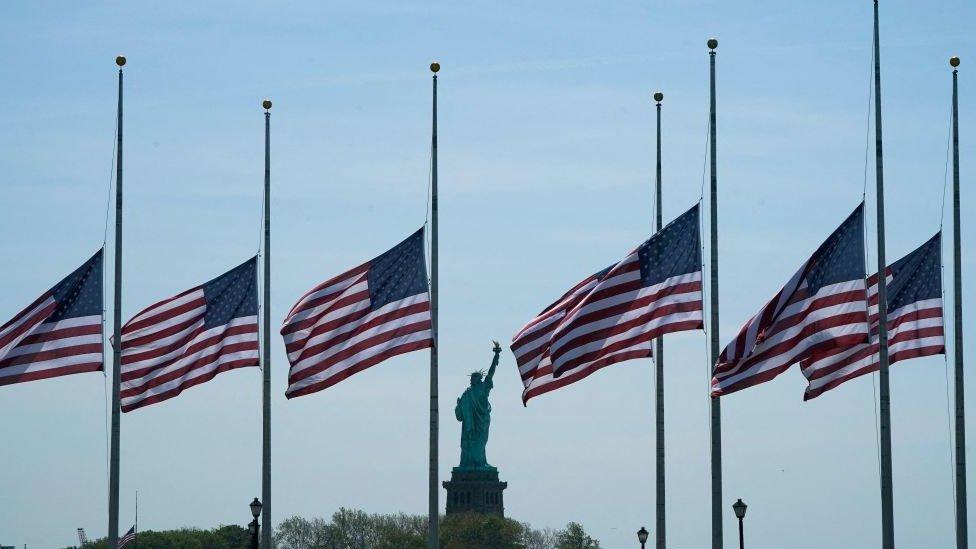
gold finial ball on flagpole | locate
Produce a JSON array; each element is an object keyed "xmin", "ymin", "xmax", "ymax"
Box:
[
  {"xmin": 707, "ymin": 38, "xmax": 718, "ymax": 50},
  {"xmin": 653, "ymin": 91, "xmax": 664, "ymax": 103},
  {"xmin": 950, "ymin": 56, "xmax": 961, "ymax": 68},
  {"xmin": 430, "ymin": 62, "xmax": 441, "ymax": 73},
  {"xmin": 262, "ymin": 99, "xmax": 272, "ymax": 110},
  {"xmin": 116, "ymin": 56, "xmax": 126, "ymax": 67}
]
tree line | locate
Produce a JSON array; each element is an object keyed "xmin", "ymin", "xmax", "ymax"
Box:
[{"xmin": 70, "ymin": 508, "xmax": 601, "ymax": 549}]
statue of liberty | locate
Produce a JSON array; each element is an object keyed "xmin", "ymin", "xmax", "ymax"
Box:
[{"xmin": 454, "ymin": 341, "xmax": 501, "ymax": 471}]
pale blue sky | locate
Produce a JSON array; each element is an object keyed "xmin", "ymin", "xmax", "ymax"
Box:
[{"xmin": 1, "ymin": 1, "xmax": 974, "ymax": 547}]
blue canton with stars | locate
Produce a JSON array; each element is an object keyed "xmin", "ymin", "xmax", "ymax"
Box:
[
  {"xmin": 805, "ymin": 204, "xmax": 866, "ymax": 295},
  {"xmin": 202, "ymin": 257, "xmax": 258, "ymax": 329},
  {"xmin": 50, "ymin": 249, "xmax": 103, "ymax": 321},
  {"xmin": 637, "ymin": 204, "xmax": 702, "ymax": 287},
  {"xmin": 367, "ymin": 228, "xmax": 429, "ymax": 311},
  {"xmin": 886, "ymin": 232, "xmax": 942, "ymax": 311}
]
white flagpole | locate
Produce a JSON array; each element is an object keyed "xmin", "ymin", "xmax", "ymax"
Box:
[
  {"xmin": 949, "ymin": 55, "xmax": 968, "ymax": 549},
  {"xmin": 653, "ymin": 90, "xmax": 667, "ymax": 549},
  {"xmin": 871, "ymin": 3, "xmax": 895, "ymax": 547},
  {"xmin": 108, "ymin": 54, "xmax": 126, "ymax": 549},
  {"xmin": 706, "ymin": 37, "xmax": 724, "ymax": 549},
  {"xmin": 261, "ymin": 98, "xmax": 273, "ymax": 549},
  {"xmin": 427, "ymin": 61, "xmax": 441, "ymax": 549}
]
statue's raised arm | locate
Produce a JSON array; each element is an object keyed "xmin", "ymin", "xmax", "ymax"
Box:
[{"xmin": 486, "ymin": 340, "xmax": 501, "ymax": 384}]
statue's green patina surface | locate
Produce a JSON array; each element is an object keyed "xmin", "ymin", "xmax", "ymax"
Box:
[{"xmin": 454, "ymin": 341, "xmax": 501, "ymax": 471}]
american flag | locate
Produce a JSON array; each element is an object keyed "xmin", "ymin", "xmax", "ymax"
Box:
[
  {"xmin": 119, "ymin": 257, "xmax": 259, "ymax": 412},
  {"xmin": 711, "ymin": 204, "xmax": 870, "ymax": 396},
  {"xmin": 511, "ymin": 204, "xmax": 703, "ymax": 403},
  {"xmin": 511, "ymin": 265, "xmax": 613, "ymax": 404},
  {"xmin": 282, "ymin": 229, "xmax": 433, "ymax": 398},
  {"xmin": 119, "ymin": 526, "xmax": 136, "ymax": 548},
  {"xmin": 801, "ymin": 233, "xmax": 944, "ymax": 400},
  {"xmin": 0, "ymin": 250, "xmax": 103, "ymax": 387}
]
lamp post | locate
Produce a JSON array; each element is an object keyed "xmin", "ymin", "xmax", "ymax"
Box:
[
  {"xmin": 249, "ymin": 497, "xmax": 262, "ymax": 549},
  {"xmin": 732, "ymin": 499, "xmax": 747, "ymax": 549},
  {"xmin": 637, "ymin": 526, "xmax": 649, "ymax": 549}
]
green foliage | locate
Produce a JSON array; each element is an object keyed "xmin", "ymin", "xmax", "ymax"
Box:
[
  {"xmin": 439, "ymin": 513, "xmax": 524, "ymax": 549},
  {"xmin": 275, "ymin": 510, "xmax": 598, "ymax": 549},
  {"xmin": 555, "ymin": 522, "xmax": 602, "ymax": 549},
  {"xmin": 76, "ymin": 525, "xmax": 250, "ymax": 549},
  {"xmin": 75, "ymin": 510, "xmax": 599, "ymax": 549},
  {"xmin": 374, "ymin": 530, "xmax": 426, "ymax": 549},
  {"xmin": 275, "ymin": 509, "xmax": 427, "ymax": 549}
]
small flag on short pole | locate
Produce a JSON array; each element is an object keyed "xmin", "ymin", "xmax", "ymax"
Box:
[{"xmin": 118, "ymin": 525, "xmax": 136, "ymax": 548}]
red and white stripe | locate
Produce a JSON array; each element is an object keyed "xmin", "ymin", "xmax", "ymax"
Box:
[
  {"xmin": 0, "ymin": 293, "xmax": 102, "ymax": 386},
  {"xmin": 717, "ymin": 265, "xmax": 806, "ymax": 365},
  {"xmin": 282, "ymin": 263, "xmax": 432, "ymax": 398},
  {"xmin": 547, "ymin": 252, "xmax": 703, "ymax": 378},
  {"xmin": 711, "ymin": 274, "xmax": 869, "ymax": 396},
  {"xmin": 119, "ymin": 526, "xmax": 136, "ymax": 548},
  {"xmin": 511, "ymin": 270, "xmax": 604, "ymax": 404},
  {"xmin": 801, "ymin": 273, "xmax": 944, "ymax": 400},
  {"xmin": 512, "ymin": 250, "xmax": 703, "ymax": 404},
  {"xmin": 120, "ymin": 288, "xmax": 258, "ymax": 412}
]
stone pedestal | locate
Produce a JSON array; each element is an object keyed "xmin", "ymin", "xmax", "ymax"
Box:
[{"xmin": 442, "ymin": 468, "xmax": 508, "ymax": 517}]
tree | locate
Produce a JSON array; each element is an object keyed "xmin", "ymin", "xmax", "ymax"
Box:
[
  {"xmin": 440, "ymin": 513, "xmax": 525, "ymax": 549},
  {"xmin": 275, "ymin": 509, "xmax": 427, "ymax": 549},
  {"xmin": 76, "ymin": 509, "xmax": 599, "ymax": 549},
  {"xmin": 520, "ymin": 524, "xmax": 559, "ymax": 549},
  {"xmin": 373, "ymin": 512, "xmax": 427, "ymax": 548},
  {"xmin": 375, "ymin": 530, "xmax": 426, "ymax": 549},
  {"xmin": 76, "ymin": 525, "xmax": 250, "ymax": 549},
  {"xmin": 276, "ymin": 515, "xmax": 334, "ymax": 548},
  {"xmin": 555, "ymin": 522, "xmax": 601, "ymax": 549},
  {"xmin": 329, "ymin": 508, "xmax": 381, "ymax": 548}
]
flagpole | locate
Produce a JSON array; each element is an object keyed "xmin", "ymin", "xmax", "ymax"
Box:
[
  {"xmin": 428, "ymin": 61, "xmax": 441, "ymax": 549},
  {"xmin": 950, "ymin": 55, "xmax": 968, "ymax": 549},
  {"xmin": 261, "ymin": 98, "xmax": 273, "ymax": 549},
  {"xmin": 134, "ymin": 490, "xmax": 138, "ymax": 549},
  {"xmin": 707, "ymin": 38, "xmax": 724, "ymax": 549},
  {"xmin": 652, "ymin": 90, "xmax": 666, "ymax": 549},
  {"xmin": 871, "ymin": 2, "xmax": 895, "ymax": 547},
  {"xmin": 108, "ymin": 54, "xmax": 125, "ymax": 549}
]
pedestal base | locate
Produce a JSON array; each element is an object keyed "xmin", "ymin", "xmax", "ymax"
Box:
[{"xmin": 442, "ymin": 468, "xmax": 508, "ymax": 517}]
